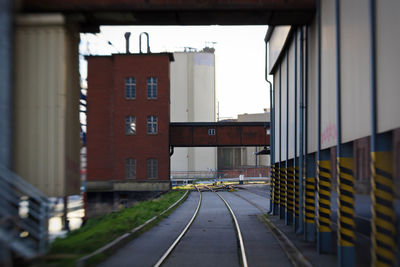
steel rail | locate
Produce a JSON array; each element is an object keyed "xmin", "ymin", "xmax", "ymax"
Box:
[
  {"xmin": 154, "ymin": 186, "xmax": 202, "ymax": 267},
  {"xmin": 205, "ymin": 186, "xmax": 248, "ymax": 267}
]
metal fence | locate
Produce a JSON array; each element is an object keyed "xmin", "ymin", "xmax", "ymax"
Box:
[{"xmin": 0, "ymin": 165, "xmax": 50, "ymax": 259}]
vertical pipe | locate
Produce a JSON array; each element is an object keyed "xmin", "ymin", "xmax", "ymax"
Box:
[
  {"xmin": 285, "ymin": 50, "xmax": 291, "ymax": 225},
  {"xmin": 0, "ymin": 2, "xmax": 13, "ymax": 263},
  {"xmin": 265, "ymin": 40, "xmax": 274, "ymax": 213},
  {"xmin": 294, "ymin": 28, "xmax": 299, "ymax": 229},
  {"xmin": 369, "ymin": 1, "xmax": 397, "ymax": 266},
  {"xmin": 335, "ymin": 0, "xmax": 356, "ymax": 265},
  {"xmin": 297, "ymin": 26, "xmax": 304, "ymax": 235},
  {"xmin": 279, "ymin": 63, "xmax": 283, "ymax": 219},
  {"xmin": 304, "ymin": 25, "xmax": 312, "ymax": 240},
  {"xmin": 316, "ymin": 0, "xmax": 333, "ymax": 254},
  {"xmin": 0, "ymin": 0, "xmax": 13, "ymax": 169}
]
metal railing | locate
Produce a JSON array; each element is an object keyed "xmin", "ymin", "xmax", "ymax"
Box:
[{"xmin": 0, "ymin": 165, "xmax": 50, "ymax": 259}]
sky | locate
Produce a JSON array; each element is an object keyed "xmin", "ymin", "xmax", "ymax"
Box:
[{"xmin": 79, "ymin": 25, "xmax": 270, "ymax": 120}]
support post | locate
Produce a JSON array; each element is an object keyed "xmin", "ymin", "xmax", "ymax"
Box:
[
  {"xmin": 371, "ymin": 134, "xmax": 396, "ymax": 266},
  {"xmin": 337, "ymin": 143, "xmax": 355, "ymax": 267},
  {"xmin": 305, "ymin": 153, "xmax": 316, "ymax": 242},
  {"xmin": 286, "ymin": 160, "xmax": 294, "ymax": 225},
  {"xmin": 281, "ymin": 163, "xmax": 287, "ymax": 220},
  {"xmin": 0, "ymin": 0, "xmax": 13, "ymax": 264},
  {"xmin": 317, "ymin": 149, "xmax": 332, "ymax": 253},
  {"xmin": 293, "ymin": 163, "xmax": 299, "ymax": 229}
]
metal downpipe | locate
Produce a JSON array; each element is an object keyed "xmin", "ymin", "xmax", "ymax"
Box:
[
  {"xmin": 0, "ymin": 0, "xmax": 13, "ymax": 169},
  {"xmin": 285, "ymin": 49, "xmax": 292, "ymax": 225},
  {"xmin": 279, "ymin": 63, "xmax": 283, "ymax": 219},
  {"xmin": 297, "ymin": 26, "xmax": 304, "ymax": 235},
  {"xmin": 265, "ymin": 39, "xmax": 274, "ymax": 214},
  {"xmin": 293, "ymin": 28, "xmax": 299, "ymax": 230}
]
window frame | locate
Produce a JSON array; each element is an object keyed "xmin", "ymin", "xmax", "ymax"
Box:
[
  {"xmin": 146, "ymin": 77, "xmax": 158, "ymax": 99},
  {"xmin": 125, "ymin": 158, "xmax": 136, "ymax": 179},
  {"xmin": 125, "ymin": 77, "xmax": 136, "ymax": 99},
  {"xmin": 125, "ymin": 115, "xmax": 136, "ymax": 135},
  {"xmin": 146, "ymin": 115, "xmax": 158, "ymax": 134},
  {"xmin": 146, "ymin": 158, "xmax": 158, "ymax": 179}
]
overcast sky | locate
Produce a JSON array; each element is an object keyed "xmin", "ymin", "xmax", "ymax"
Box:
[{"xmin": 80, "ymin": 25, "xmax": 270, "ymax": 120}]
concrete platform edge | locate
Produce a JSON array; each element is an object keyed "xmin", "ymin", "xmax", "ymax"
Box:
[{"xmin": 257, "ymin": 214, "xmax": 313, "ymax": 267}]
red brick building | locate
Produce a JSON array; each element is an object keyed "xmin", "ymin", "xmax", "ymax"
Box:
[{"xmin": 86, "ymin": 53, "xmax": 174, "ymax": 217}]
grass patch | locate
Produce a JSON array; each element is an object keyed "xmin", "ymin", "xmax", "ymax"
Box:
[{"xmin": 36, "ymin": 190, "xmax": 186, "ymax": 267}]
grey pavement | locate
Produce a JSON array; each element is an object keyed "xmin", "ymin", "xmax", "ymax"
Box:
[
  {"xmin": 234, "ymin": 185, "xmax": 337, "ymax": 267},
  {"xmin": 163, "ymin": 191, "xmax": 240, "ymax": 267},
  {"xmin": 219, "ymin": 191, "xmax": 293, "ymax": 267},
  {"xmin": 98, "ymin": 190, "xmax": 200, "ymax": 267}
]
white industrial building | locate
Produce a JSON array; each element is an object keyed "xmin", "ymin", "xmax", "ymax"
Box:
[{"xmin": 170, "ymin": 52, "xmax": 217, "ymax": 177}]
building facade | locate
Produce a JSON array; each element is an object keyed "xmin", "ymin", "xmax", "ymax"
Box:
[
  {"xmin": 267, "ymin": 0, "xmax": 400, "ymax": 264},
  {"xmin": 170, "ymin": 52, "xmax": 217, "ymax": 177},
  {"xmin": 86, "ymin": 53, "xmax": 174, "ymax": 217},
  {"xmin": 217, "ymin": 112, "xmax": 270, "ymax": 171}
]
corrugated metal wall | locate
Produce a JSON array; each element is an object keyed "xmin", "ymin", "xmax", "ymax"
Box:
[
  {"xmin": 376, "ymin": 0, "xmax": 400, "ymax": 133},
  {"xmin": 269, "ymin": 0, "xmax": 400, "ymax": 156},
  {"xmin": 14, "ymin": 14, "xmax": 80, "ymax": 197}
]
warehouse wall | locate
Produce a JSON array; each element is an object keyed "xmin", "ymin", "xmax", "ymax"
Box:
[{"xmin": 376, "ymin": 0, "xmax": 400, "ymax": 134}]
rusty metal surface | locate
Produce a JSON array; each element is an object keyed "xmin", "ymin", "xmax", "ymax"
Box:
[{"xmin": 170, "ymin": 122, "xmax": 270, "ymax": 147}]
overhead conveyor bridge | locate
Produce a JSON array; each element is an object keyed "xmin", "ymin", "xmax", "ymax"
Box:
[{"xmin": 169, "ymin": 122, "xmax": 270, "ymax": 147}]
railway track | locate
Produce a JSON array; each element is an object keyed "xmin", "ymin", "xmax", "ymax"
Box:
[{"xmin": 154, "ymin": 186, "xmax": 248, "ymax": 267}]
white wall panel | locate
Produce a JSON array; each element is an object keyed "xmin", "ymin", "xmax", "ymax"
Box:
[
  {"xmin": 269, "ymin": 26, "xmax": 291, "ymax": 74},
  {"xmin": 376, "ymin": 0, "xmax": 400, "ymax": 133},
  {"xmin": 274, "ymin": 71, "xmax": 280, "ymax": 162},
  {"xmin": 281, "ymin": 53, "xmax": 288, "ymax": 161},
  {"xmin": 341, "ymin": 0, "xmax": 371, "ymax": 143},
  {"xmin": 320, "ymin": 0, "xmax": 337, "ymax": 149},
  {"xmin": 307, "ymin": 21, "xmax": 318, "ymax": 154},
  {"xmin": 288, "ymin": 39, "xmax": 296, "ymax": 160}
]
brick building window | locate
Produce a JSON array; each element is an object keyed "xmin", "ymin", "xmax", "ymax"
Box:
[
  {"xmin": 125, "ymin": 116, "xmax": 136, "ymax": 135},
  {"xmin": 125, "ymin": 158, "xmax": 136, "ymax": 179},
  {"xmin": 147, "ymin": 116, "xmax": 157, "ymax": 134},
  {"xmin": 147, "ymin": 77, "xmax": 157, "ymax": 99},
  {"xmin": 147, "ymin": 158, "xmax": 158, "ymax": 179},
  {"xmin": 125, "ymin": 77, "xmax": 136, "ymax": 99}
]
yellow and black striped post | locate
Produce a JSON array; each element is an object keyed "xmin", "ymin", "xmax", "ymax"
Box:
[
  {"xmin": 277, "ymin": 162, "xmax": 281, "ymax": 216},
  {"xmin": 273, "ymin": 163, "xmax": 279, "ymax": 215},
  {"xmin": 317, "ymin": 149, "xmax": 332, "ymax": 253},
  {"xmin": 286, "ymin": 160, "xmax": 294, "ymax": 225},
  {"xmin": 371, "ymin": 132, "xmax": 396, "ymax": 266},
  {"xmin": 337, "ymin": 143, "xmax": 355, "ymax": 266},
  {"xmin": 294, "ymin": 164, "xmax": 300, "ymax": 230},
  {"xmin": 305, "ymin": 154, "xmax": 316, "ymax": 242},
  {"xmin": 280, "ymin": 164, "xmax": 287, "ymax": 220},
  {"xmin": 271, "ymin": 164, "xmax": 277, "ymax": 215}
]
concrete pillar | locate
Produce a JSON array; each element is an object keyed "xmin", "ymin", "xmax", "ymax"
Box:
[
  {"xmin": 371, "ymin": 132, "xmax": 396, "ymax": 266},
  {"xmin": 305, "ymin": 153, "xmax": 316, "ymax": 242},
  {"xmin": 337, "ymin": 142, "xmax": 355, "ymax": 267},
  {"xmin": 317, "ymin": 148, "xmax": 332, "ymax": 253}
]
